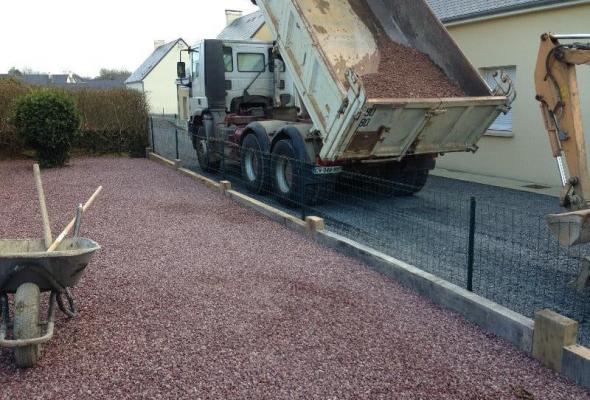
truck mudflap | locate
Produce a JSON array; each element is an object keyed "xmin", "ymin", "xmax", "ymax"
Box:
[{"xmin": 330, "ymin": 97, "xmax": 508, "ymax": 161}]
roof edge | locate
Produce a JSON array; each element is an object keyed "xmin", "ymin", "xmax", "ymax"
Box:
[
  {"xmin": 125, "ymin": 38, "xmax": 188, "ymax": 84},
  {"xmin": 443, "ymin": 0, "xmax": 590, "ymax": 26}
]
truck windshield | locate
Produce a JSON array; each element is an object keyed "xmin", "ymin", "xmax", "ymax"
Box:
[{"xmin": 191, "ymin": 50, "xmax": 200, "ymax": 78}]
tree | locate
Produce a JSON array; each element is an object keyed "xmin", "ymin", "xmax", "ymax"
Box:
[
  {"xmin": 97, "ymin": 68, "xmax": 131, "ymax": 81},
  {"xmin": 8, "ymin": 67, "xmax": 22, "ymax": 76}
]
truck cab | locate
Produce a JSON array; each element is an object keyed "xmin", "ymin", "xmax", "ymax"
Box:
[{"xmin": 187, "ymin": 39, "xmax": 288, "ymax": 117}]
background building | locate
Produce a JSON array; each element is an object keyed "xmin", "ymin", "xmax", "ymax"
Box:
[{"xmin": 126, "ymin": 38, "xmax": 188, "ymax": 114}]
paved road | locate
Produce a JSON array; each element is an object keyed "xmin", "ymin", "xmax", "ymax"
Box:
[{"xmin": 1, "ymin": 157, "xmax": 588, "ymax": 399}]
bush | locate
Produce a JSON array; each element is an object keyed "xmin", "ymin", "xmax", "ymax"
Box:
[
  {"xmin": 0, "ymin": 78, "xmax": 29, "ymax": 157},
  {"xmin": 0, "ymin": 78, "xmax": 149, "ymax": 159},
  {"xmin": 73, "ymin": 88, "xmax": 149, "ymax": 157},
  {"xmin": 12, "ymin": 90, "xmax": 81, "ymax": 167}
]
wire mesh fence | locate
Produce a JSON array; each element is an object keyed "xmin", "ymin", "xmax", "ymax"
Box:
[{"xmin": 149, "ymin": 114, "xmax": 590, "ymax": 346}]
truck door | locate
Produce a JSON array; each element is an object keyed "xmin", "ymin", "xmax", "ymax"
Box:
[{"xmin": 189, "ymin": 42, "xmax": 207, "ymax": 115}]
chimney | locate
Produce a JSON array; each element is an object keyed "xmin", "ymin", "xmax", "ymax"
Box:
[
  {"xmin": 225, "ymin": 10, "xmax": 243, "ymax": 26},
  {"xmin": 154, "ymin": 40, "xmax": 165, "ymax": 49}
]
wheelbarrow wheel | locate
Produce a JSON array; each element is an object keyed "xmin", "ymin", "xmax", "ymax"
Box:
[{"xmin": 14, "ymin": 283, "xmax": 41, "ymax": 368}]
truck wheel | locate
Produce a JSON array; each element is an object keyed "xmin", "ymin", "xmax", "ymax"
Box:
[
  {"xmin": 241, "ymin": 134, "xmax": 268, "ymax": 194},
  {"xmin": 387, "ymin": 169, "xmax": 430, "ymax": 196},
  {"xmin": 271, "ymin": 139, "xmax": 321, "ymax": 206},
  {"xmin": 14, "ymin": 283, "xmax": 41, "ymax": 368},
  {"xmin": 194, "ymin": 124, "xmax": 220, "ymax": 172}
]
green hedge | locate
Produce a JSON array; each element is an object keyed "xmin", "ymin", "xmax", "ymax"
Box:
[
  {"xmin": 0, "ymin": 78, "xmax": 27, "ymax": 156},
  {"xmin": 13, "ymin": 89, "xmax": 81, "ymax": 167},
  {"xmin": 0, "ymin": 78, "xmax": 149, "ymax": 158}
]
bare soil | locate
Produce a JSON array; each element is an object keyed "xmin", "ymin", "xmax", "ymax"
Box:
[{"xmin": 0, "ymin": 157, "xmax": 588, "ymax": 399}]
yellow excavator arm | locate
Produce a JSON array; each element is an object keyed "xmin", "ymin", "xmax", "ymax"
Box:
[{"xmin": 535, "ymin": 33, "xmax": 590, "ymax": 246}]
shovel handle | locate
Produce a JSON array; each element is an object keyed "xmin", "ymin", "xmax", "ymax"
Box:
[
  {"xmin": 33, "ymin": 164, "xmax": 53, "ymax": 249},
  {"xmin": 47, "ymin": 186, "xmax": 102, "ymax": 252}
]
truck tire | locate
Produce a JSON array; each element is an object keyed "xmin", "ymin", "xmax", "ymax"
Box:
[
  {"xmin": 241, "ymin": 134, "xmax": 268, "ymax": 194},
  {"xmin": 14, "ymin": 283, "xmax": 41, "ymax": 368},
  {"xmin": 194, "ymin": 121, "xmax": 220, "ymax": 173},
  {"xmin": 387, "ymin": 169, "xmax": 430, "ymax": 196},
  {"xmin": 271, "ymin": 139, "xmax": 321, "ymax": 206}
]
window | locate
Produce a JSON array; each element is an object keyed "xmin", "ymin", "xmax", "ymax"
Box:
[
  {"xmin": 191, "ymin": 50, "xmax": 200, "ymax": 78},
  {"xmin": 237, "ymin": 53, "xmax": 265, "ymax": 72},
  {"xmin": 223, "ymin": 46, "xmax": 233, "ymax": 72},
  {"xmin": 480, "ymin": 66, "xmax": 516, "ymax": 134}
]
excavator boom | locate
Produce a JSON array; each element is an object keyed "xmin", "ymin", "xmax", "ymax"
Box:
[{"xmin": 535, "ymin": 33, "xmax": 590, "ymax": 246}]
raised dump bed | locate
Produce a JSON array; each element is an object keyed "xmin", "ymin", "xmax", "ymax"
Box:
[{"xmin": 256, "ymin": 0, "xmax": 511, "ymax": 162}]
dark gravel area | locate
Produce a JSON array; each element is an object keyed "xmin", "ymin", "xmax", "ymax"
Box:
[{"xmin": 1, "ymin": 157, "xmax": 589, "ymax": 399}]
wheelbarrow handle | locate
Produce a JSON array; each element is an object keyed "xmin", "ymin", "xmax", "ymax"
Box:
[{"xmin": 33, "ymin": 164, "xmax": 53, "ymax": 249}]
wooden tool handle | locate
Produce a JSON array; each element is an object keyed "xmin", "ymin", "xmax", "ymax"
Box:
[
  {"xmin": 47, "ymin": 186, "xmax": 103, "ymax": 252},
  {"xmin": 33, "ymin": 164, "xmax": 53, "ymax": 249}
]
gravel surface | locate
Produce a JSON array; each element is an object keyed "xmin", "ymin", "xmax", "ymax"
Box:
[
  {"xmin": 1, "ymin": 157, "xmax": 589, "ymax": 399},
  {"xmin": 151, "ymin": 119, "xmax": 590, "ymax": 347},
  {"xmin": 349, "ymin": 0, "xmax": 465, "ymax": 98}
]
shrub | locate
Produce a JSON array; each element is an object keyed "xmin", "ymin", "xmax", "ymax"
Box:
[
  {"xmin": 0, "ymin": 81, "xmax": 149, "ymax": 159},
  {"xmin": 0, "ymin": 78, "xmax": 29, "ymax": 157},
  {"xmin": 72, "ymin": 88, "xmax": 149, "ymax": 157},
  {"xmin": 12, "ymin": 89, "xmax": 81, "ymax": 167}
]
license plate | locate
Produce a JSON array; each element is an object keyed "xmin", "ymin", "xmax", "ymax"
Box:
[{"xmin": 312, "ymin": 166, "xmax": 343, "ymax": 175}]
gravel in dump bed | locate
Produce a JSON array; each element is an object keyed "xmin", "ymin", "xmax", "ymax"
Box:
[
  {"xmin": 0, "ymin": 157, "xmax": 588, "ymax": 399},
  {"xmin": 361, "ymin": 39, "xmax": 467, "ymax": 98},
  {"xmin": 349, "ymin": 0, "xmax": 466, "ymax": 99}
]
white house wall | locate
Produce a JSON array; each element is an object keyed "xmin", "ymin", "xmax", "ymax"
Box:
[
  {"xmin": 143, "ymin": 43, "xmax": 186, "ymax": 115},
  {"xmin": 439, "ymin": 4, "xmax": 590, "ymax": 186}
]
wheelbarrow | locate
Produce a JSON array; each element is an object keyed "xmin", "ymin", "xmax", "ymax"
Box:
[
  {"xmin": 0, "ymin": 164, "xmax": 102, "ymax": 367},
  {"xmin": 0, "ymin": 238, "xmax": 100, "ymax": 367}
]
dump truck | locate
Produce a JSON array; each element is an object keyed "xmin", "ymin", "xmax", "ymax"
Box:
[{"xmin": 177, "ymin": 0, "xmax": 514, "ymax": 203}]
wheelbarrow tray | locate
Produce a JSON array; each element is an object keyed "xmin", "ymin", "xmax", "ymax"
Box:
[{"xmin": 0, "ymin": 238, "xmax": 100, "ymax": 293}]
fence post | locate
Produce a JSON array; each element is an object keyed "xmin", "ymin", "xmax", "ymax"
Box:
[
  {"xmin": 467, "ymin": 196, "xmax": 476, "ymax": 292},
  {"xmin": 175, "ymin": 127, "xmax": 179, "ymax": 160},
  {"xmin": 150, "ymin": 116, "xmax": 155, "ymax": 153},
  {"xmin": 300, "ymin": 160, "xmax": 307, "ymax": 220},
  {"xmin": 221, "ymin": 141, "xmax": 226, "ymax": 179}
]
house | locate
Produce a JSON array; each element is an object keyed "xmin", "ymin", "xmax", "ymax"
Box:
[
  {"xmin": 125, "ymin": 38, "xmax": 189, "ymax": 114},
  {"xmin": 219, "ymin": 1, "xmax": 590, "ymax": 187},
  {"xmin": 0, "ymin": 73, "xmax": 85, "ymax": 86},
  {"xmin": 217, "ymin": 10, "xmax": 271, "ymax": 41},
  {"xmin": 426, "ymin": 0, "xmax": 590, "ymax": 187}
]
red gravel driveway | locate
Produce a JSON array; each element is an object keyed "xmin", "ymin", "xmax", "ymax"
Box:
[{"xmin": 0, "ymin": 157, "xmax": 588, "ymax": 399}]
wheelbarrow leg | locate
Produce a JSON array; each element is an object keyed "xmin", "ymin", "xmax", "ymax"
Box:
[{"xmin": 14, "ymin": 283, "xmax": 41, "ymax": 368}]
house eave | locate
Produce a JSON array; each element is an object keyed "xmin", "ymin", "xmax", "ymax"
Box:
[{"xmin": 444, "ymin": 0, "xmax": 590, "ymax": 27}]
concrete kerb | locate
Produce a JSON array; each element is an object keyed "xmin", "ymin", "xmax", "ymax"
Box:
[
  {"xmin": 147, "ymin": 153, "xmax": 590, "ymax": 390},
  {"xmin": 562, "ymin": 345, "xmax": 590, "ymax": 387},
  {"xmin": 148, "ymin": 152, "xmax": 177, "ymax": 170}
]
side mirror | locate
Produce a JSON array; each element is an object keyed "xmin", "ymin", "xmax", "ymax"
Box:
[{"xmin": 177, "ymin": 62, "xmax": 186, "ymax": 79}]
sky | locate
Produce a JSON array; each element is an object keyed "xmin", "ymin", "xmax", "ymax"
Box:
[{"xmin": 0, "ymin": 0, "xmax": 258, "ymax": 78}]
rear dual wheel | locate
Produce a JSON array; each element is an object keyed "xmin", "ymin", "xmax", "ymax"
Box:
[
  {"xmin": 270, "ymin": 139, "xmax": 322, "ymax": 206},
  {"xmin": 241, "ymin": 134, "xmax": 267, "ymax": 194},
  {"xmin": 240, "ymin": 135, "xmax": 322, "ymax": 206}
]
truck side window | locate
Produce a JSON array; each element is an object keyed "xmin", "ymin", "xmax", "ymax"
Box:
[
  {"xmin": 191, "ymin": 50, "xmax": 200, "ymax": 78},
  {"xmin": 223, "ymin": 47, "xmax": 233, "ymax": 72},
  {"xmin": 237, "ymin": 53, "xmax": 265, "ymax": 72}
]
